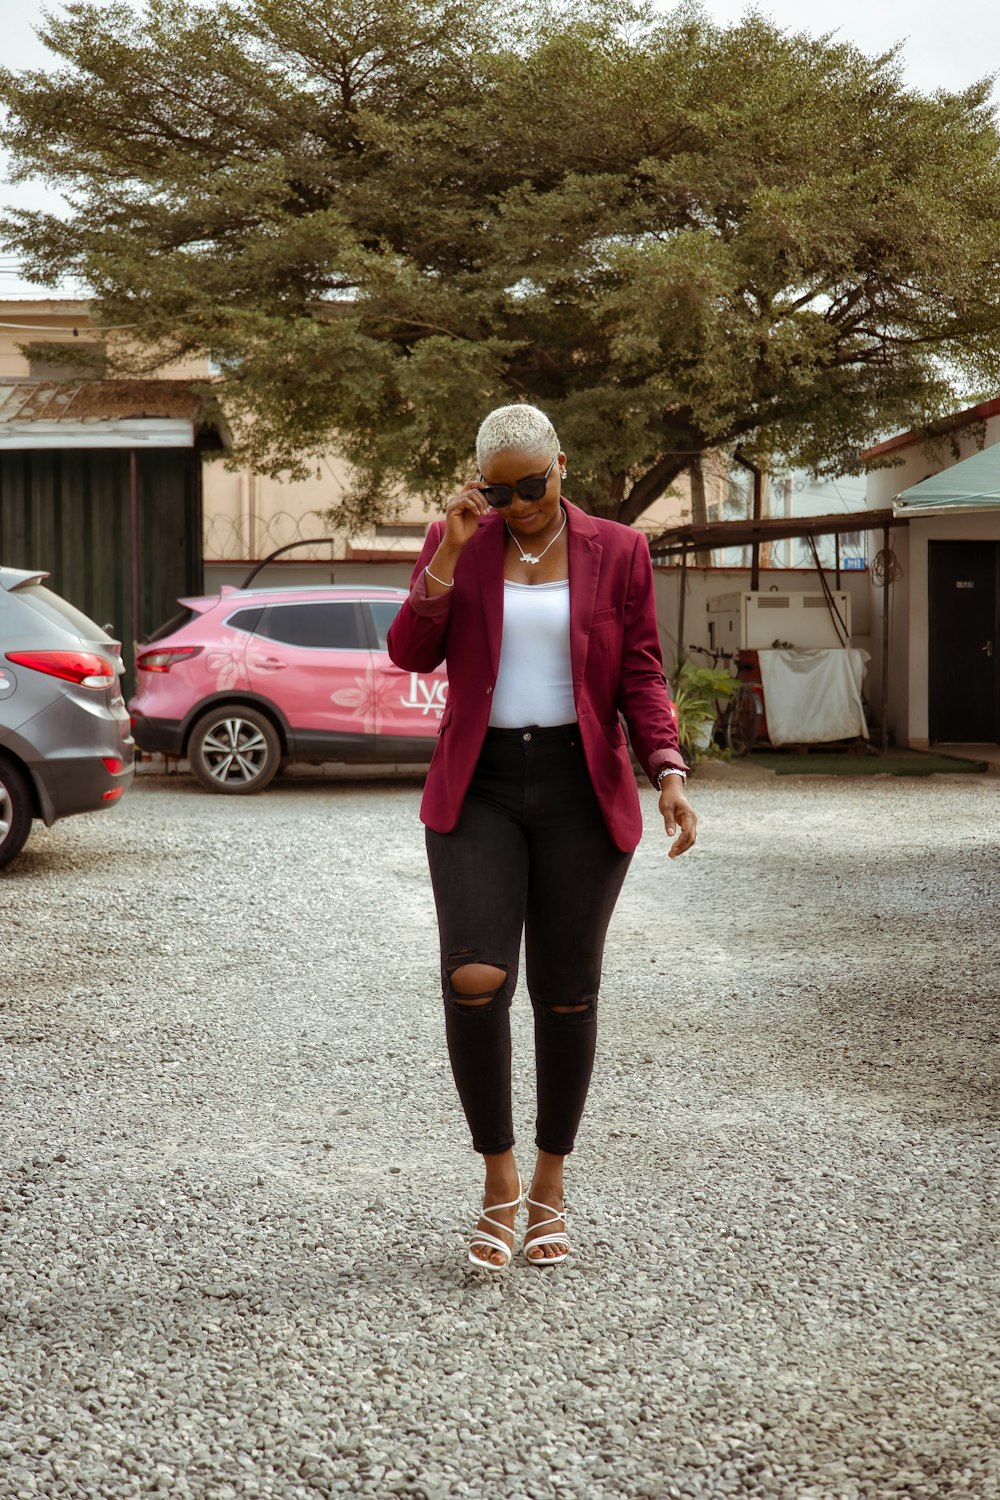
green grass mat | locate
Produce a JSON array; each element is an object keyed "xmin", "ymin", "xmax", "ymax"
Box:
[{"xmin": 748, "ymin": 749, "xmax": 988, "ymax": 776}]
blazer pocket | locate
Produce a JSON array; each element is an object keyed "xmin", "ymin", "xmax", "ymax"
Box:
[
  {"xmin": 601, "ymin": 719, "xmax": 626, "ymax": 748},
  {"xmin": 591, "ymin": 607, "xmax": 620, "ymax": 626}
]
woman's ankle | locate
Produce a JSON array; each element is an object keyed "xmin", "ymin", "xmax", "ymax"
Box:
[
  {"xmin": 482, "ymin": 1150, "xmax": 520, "ymax": 1196},
  {"xmin": 530, "ymin": 1149, "xmax": 565, "ymax": 1200}
]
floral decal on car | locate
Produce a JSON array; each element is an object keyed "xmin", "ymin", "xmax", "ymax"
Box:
[
  {"xmin": 331, "ymin": 667, "xmax": 447, "ymax": 734},
  {"xmin": 331, "ymin": 667, "xmax": 405, "ymax": 735},
  {"xmin": 205, "ymin": 646, "xmax": 243, "ymax": 692}
]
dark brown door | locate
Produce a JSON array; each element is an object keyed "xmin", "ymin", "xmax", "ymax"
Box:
[{"xmin": 928, "ymin": 541, "xmax": 1000, "ymax": 742}]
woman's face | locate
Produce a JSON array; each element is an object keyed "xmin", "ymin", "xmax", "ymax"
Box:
[{"xmin": 479, "ymin": 447, "xmax": 566, "ymax": 539}]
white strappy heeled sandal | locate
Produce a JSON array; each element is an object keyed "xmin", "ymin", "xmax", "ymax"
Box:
[
  {"xmin": 468, "ymin": 1173, "xmax": 524, "ymax": 1271},
  {"xmin": 522, "ymin": 1192, "xmax": 572, "ymax": 1266}
]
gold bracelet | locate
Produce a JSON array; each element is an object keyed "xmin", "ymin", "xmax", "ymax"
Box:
[{"xmin": 424, "ymin": 565, "xmax": 455, "ymax": 590}]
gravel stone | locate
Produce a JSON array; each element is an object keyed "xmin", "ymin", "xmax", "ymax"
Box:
[{"xmin": 0, "ymin": 763, "xmax": 997, "ymax": 1499}]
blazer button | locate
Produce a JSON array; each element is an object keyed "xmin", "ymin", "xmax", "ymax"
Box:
[{"xmin": 486, "ymin": 685, "xmax": 493, "ymax": 695}]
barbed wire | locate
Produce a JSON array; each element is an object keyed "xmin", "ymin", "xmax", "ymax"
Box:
[{"xmin": 203, "ymin": 509, "xmax": 334, "ymax": 561}]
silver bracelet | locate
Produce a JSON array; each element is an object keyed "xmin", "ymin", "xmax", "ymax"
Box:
[
  {"xmin": 424, "ymin": 565, "xmax": 455, "ymax": 590},
  {"xmin": 656, "ymin": 767, "xmax": 686, "ymax": 789}
]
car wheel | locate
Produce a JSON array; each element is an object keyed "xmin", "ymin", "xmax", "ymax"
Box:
[
  {"xmin": 188, "ymin": 706, "xmax": 282, "ymax": 795},
  {"xmin": 0, "ymin": 755, "xmax": 34, "ymax": 870}
]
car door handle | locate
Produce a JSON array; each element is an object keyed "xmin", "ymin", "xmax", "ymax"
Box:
[{"xmin": 250, "ymin": 656, "xmax": 288, "ymax": 670}]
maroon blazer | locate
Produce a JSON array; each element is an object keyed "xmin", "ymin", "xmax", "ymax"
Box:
[{"xmin": 386, "ymin": 499, "xmax": 687, "ymax": 852}]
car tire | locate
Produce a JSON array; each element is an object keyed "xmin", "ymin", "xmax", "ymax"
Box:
[
  {"xmin": 188, "ymin": 706, "xmax": 282, "ymax": 795},
  {"xmin": 0, "ymin": 754, "xmax": 34, "ymax": 870}
]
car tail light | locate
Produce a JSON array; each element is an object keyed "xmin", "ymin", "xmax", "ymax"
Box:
[
  {"xmin": 102, "ymin": 757, "xmax": 125, "ymax": 775},
  {"xmin": 136, "ymin": 646, "xmax": 204, "ymax": 673},
  {"xmin": 102, "ymin": 787, "xmax": 124, "ymax": 802},
  {"xmin": 6, "ymin": 650, "xmax": 117, "ymax": 689}
]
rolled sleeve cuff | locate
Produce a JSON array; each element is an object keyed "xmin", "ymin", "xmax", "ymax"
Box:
[
  {"xmin": 648, "ymin": 747, "xmax": 690, "ymax": 784},
  {"xmin": 407, "ymin": 566, "xmax": 454, "ymax": 617}
]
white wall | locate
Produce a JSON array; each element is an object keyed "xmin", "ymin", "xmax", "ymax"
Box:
[
  {"xmin": 653, "ymin": 566, "xmax": 872, "ymax": 672},
  {"xmin": 865, "ymin": 411, "xmax": 1000, "ymax": 746}
]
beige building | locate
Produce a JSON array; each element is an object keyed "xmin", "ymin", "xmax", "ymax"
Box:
[{"xmin": 862, "ymin": 397, "xmax": 1000, "ymax": 751}]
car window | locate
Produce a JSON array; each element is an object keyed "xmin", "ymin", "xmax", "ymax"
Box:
[
  {"xmin": 146, "ymin": 607, "xmax": 197, "ymax": 642},
  {"xmin": 10, "ymin": 584, "xmax": 109, "ymax": 640},
  {"xmin": 368, "ymin": 600, "xmax": 402, "ymax": 650},
  {"xmin": 255, "ymin": 602, "xmax": 362, "ymax": 650},
  {"xmin": 225, "ymin": 607, "xmax": 265, "ymax": 636}
]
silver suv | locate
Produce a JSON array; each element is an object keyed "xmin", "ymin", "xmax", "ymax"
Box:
[{"xmin": 0, "ymin": 568, "xmax": 134, "ymax": 869}]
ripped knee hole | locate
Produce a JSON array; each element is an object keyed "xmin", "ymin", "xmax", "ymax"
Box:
[{"xmin": 449, "ymin": 962, "xmax": 507, "ymax": 1006}]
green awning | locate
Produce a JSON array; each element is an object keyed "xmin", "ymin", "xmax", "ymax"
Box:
[{"xmin": 893, "ymin": 443, "xmax": 1000, "ymax": 516}]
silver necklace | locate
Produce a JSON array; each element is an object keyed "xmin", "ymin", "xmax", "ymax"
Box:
[{"xmin": 505, "ymin": 509, "xmax": 567, "ymax": 566}]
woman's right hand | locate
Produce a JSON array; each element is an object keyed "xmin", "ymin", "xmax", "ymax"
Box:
[{"xmin": 443, "ymin": 481, "xmax": 490, "ymax": 551}]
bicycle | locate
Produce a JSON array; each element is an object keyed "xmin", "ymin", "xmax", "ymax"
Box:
[{"xmin": 687, "ymin": 645, "xmax": 762, "ymax": 756}]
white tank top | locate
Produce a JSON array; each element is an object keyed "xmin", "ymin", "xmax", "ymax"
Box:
[{"xmin": 488, "ymin": 579, "xmax": 577, "ymax": 728}]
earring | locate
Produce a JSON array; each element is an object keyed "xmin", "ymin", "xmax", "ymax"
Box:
[{"xmin": 560, "ymin": 467, "xmax": 567, "ymax": 478}]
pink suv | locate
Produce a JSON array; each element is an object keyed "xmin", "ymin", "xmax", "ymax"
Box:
[{"xmin": 129, "ymin": 585, "xmax": 447, "ymax": 793}]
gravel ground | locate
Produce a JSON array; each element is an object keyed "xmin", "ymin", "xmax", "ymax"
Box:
[{"xmin": 1, "ymin": 763, "xmax": 998, "ymax": 1500}]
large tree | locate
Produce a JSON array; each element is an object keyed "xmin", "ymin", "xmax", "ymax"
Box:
[{"xmin": 3, "ymin": 0, "xmax": 1000, "ymax": 527}]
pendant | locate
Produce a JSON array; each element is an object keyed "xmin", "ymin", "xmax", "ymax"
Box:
[{"xmin": 521, "ymin": 552, "xmax": 540, "ymax": 565}]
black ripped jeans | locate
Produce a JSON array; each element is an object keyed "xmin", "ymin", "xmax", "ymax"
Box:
[{"xmin": 425, "ymin": 725, "xmax": 633, "ymax": 1156}]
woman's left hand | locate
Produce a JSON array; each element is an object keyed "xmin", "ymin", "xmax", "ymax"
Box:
[{"xmin": 659, "ymin": 781, "xmax": 697, "ymax": 858}]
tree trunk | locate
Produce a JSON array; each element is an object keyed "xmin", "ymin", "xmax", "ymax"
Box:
[{"xmin": 617, "ymin": 456, "xmax": 689, "ymax": 527}]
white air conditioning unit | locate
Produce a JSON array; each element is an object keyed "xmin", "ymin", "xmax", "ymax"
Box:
[{"xmin": 706, "ymin": 591, "xmax": 851, "ymax": 651}]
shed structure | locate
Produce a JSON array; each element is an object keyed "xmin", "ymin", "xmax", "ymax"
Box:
[{"xmin": 0, "ymin": 380, "xmax": 228, "ymax": 681}]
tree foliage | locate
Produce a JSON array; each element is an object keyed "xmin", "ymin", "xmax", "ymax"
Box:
[{"xmin": 3, "ymin": 0, "xmax": 1000, "ymax": 526}]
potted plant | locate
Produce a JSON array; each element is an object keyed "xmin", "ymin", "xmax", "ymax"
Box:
[{"xmin": 671, "ymin": 658, "xmax": 738, "ymax": 766}]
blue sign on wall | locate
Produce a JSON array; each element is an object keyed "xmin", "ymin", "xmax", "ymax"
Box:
[{"xmin": 842, "ymin": 555, "xmax": 867, "ymax": 571}]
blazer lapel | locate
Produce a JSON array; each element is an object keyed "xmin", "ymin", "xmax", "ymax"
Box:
[
  {"xmin": 473, "ymin": 512, "xmax": 506, "ymax": 681},
  {"xmin": 566, "ymin": 501, "xmax": 603, "ymax": 704}
]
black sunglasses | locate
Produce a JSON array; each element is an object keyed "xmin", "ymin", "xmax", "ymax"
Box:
[{"xmin": 478, "ymin": 454, "xmax": 558, "ymax": 508}]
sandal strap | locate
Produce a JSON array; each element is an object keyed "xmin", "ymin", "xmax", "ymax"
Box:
[
  {"xmin": 523, "ymin": 1227, "xmax": 572, "ymax": 1250},
  {"xmin": 469, "ymin": 1173, "xmax": 524, "ymax": 1260},
  {"xmin": 524, "ymin": 1194, "xmax": 571, "ymax": 1254},
  {"xmin": 469, "ymin": 1227, "xmax": 515, "ymax": 1260}
]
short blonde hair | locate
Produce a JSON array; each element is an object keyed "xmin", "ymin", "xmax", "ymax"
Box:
[{"xmin": 476, "ymin": 404, "xmax": 559, "ymax": 470}]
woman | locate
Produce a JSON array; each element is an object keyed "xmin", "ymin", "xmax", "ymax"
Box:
[{"xmin": 386, "ymin": 404, "xmax": 696, "ymax": 1269}]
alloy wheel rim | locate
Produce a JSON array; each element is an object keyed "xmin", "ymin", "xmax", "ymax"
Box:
[
  {"xmin": 200, "ymin": 718, "xmax": 269, "ymax": 785},
  {"xmin": 0, "ymin": 780, "xmax": 10, "ymax": 841}
]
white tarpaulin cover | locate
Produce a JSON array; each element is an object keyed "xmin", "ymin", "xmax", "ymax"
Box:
[{"xmin": 758, "ymin": 648, "xmax": 870, "ymax": 746}]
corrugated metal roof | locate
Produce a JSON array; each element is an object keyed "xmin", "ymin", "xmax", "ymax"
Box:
[
  {"xmin": 0, "ymin": 379, "xmax": 213, "ymax": 422},
  {"xmin": 0, "ymin": 379, "xmax": 230, "ymax": 449},
  {"xmin": 648, "ymin": 508, "xmax": 902, "ymax": 557}
]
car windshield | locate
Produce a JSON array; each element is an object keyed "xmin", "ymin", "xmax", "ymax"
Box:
[{"xmin": 145, "ymin": 607, "xmax": 197, "ymax": 643}]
